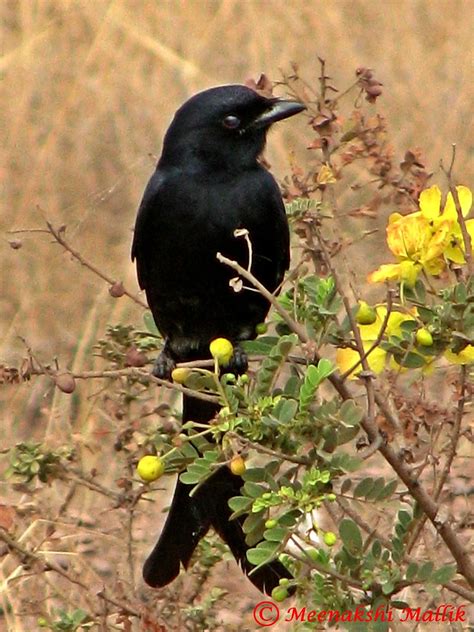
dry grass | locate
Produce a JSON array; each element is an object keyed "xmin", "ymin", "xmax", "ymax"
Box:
[{"xmin": 1, "ymin": 1, "xmax": 473, "ymax": 630}]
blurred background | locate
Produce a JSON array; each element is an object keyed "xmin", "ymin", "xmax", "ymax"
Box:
[
  {"xmin": 2, "ymin": 0, "xmax": 472, "ymax": 367},
  {"xmin": 1, "ymin": 2, "xmax": 473, "ymax": 628}
]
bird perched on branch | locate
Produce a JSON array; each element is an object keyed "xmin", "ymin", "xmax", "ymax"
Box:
[{"xmin": 132, "ymin": 84, "xmax": 305, "ymax": 594}]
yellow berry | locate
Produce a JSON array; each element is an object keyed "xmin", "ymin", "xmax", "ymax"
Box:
[
  {"xmin": 323, "ymin": 531, "xmax": 337, "ymax": 547},
  {"xmin": 136, "ymin": 455, "xmax": 165, "ymax": 482},
  {"xmin": 171, "ymin": 368, "xmax": 191, "ymax": 384},
  {"xmin": 229, "ymin": 455, "xmax": 246, "ymax": 476},
  {"xmin": 416, "ymin": 328, "xmax": 433, "ymax": 347},
  {"xmin": 209, "ymin": 338, "xmax": 234, "ymax": 365},
  {"xmin": 355, "ymin": 301, "xmax": 377, "ymax": 325},
  {"xmin": 265, "ymin": 518, "xmax": 278, "ymax": 529}
]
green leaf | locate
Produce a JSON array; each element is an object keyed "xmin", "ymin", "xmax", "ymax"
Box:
[
  {"xmin": 371, "ymin": 539, "xmax": 382, "ymax": 559},
  {"xmin": 340, "ymin": 400, "xmax": 363, "ymax": 426},
  {"xmin": 339, "ymin": 518, "xmax": 363, "ymax": 555},
  {"xmin": 340, "ymin": 479, "xmax": 352, "ymax": 494},
  {"xmin": 254, "ymin": 334, "xmax": 297, "ymax": 397},
  {"xmin": 366, "ymin": 477, "xmax": 386, "ymax": 501},
  {"xmin": 263, "ymin": 526, "xmax": 288, "ymax": 542},
  {"xmin": 317, "ymin": 357, "xmax": 335, "ymax": 380},
  {"xmin": 353, "ymin": 477, "xmax": 374, "ymax": 498},
  {"xmin": 397, "ymin": 510, "xmax": 412, "ymax": 527},
  {"xmin": 405, "ymin": 562, "xmax": 418, "ymax": 581},
  {"xmin": 228, "ymin": 496, "xmax": 252, "ymax": 514},
  {"xmin": 430, "ymin": 564, "xmax": 457, "ymax": 585},
  {"xmin": 382, "ymin": 580, "xmax": 394, "ymax": 595},
  {"xmin": 400, "ymin": 320, "xmax": 418, "ymax": 333},
  {"xmin": 398, "ymin": 351, "xmax": 427, "ymax": 369},
  {"xmin": 378, "ymin": 479, "xmax": 398, "ymax": 500},
  {"xmin": 278, "ymin": 509, "xmax": 301, "ymax": 527},
  {"xmin": 243, "ymin": 482, "xmax": 266, "ymax": 498},
  {"xmin": 179, "ymin": 471, "xmax": 200, "ymax": 485},
  {"xmin": 242, "ymin": 467, "xmax": 267, "ymax": 483},
  {"xmin": 274, "ymin": 398, "xmax": 298, "ymax": 424},
  {"xmin": 417, "ymin": 561, "xmax": 434, "ymax": 582},
  {"xmin": 242, "ymin": 336, "xmax": 279, "ymax": 355},
  {"xmin": 246, "ymin": 540, "xmax": 278, "ymax": 567},
  {"xmin": 328, "ymin": 452, "xmax": 362, "ymax": 472}
]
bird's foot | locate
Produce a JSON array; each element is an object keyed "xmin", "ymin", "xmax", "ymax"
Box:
[
  {"xmin": 152, "ymin": 348, "xmax": 176, "ymax": 380},
  {"xmin": 222, "ymin": 344, "xmax": 248, "ymax": 375}
]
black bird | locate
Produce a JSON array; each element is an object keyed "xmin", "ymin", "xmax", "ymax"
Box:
[{"xmin": 132, "ymin": 85, "xmax": 305, "ymax": 594}]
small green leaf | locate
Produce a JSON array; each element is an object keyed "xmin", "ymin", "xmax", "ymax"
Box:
[
  {"xmin": 430, "ymin": 564, "xmax": 457, "ymax": 585},
  {"xmin": 340, "ymin": 479, "xmax": 352, "ymax": 494},
  {"xmin": 228, "ymin": 496, "xmax": 252, "ymax": 514},
  {"xmin": 366, "ymin": 477, "xmax": 386, "ymax": 501},
  {"xmin": 378, "ymin": 479, "xmax": 398, "ymax": 500},
  {"xmin": 353, "ymin": 477, "xmax": 374, "ymax": 498},
  {"xmin": 398, "ymin": 510, "xmax": 412, "ymax": 527},
  {"xmin": 243, "ymin": 482, "xmax": 266, "ymax": 498},
  {"xmin": 417, "ymin": 561, "xmax": 434, "ymax": 581},
  {"xmin": 398, "ymin": 351, "xmax": 427, "ymax": 369},
  {"xmin": 405, "ymin": 562, "xmax": 418, "ymax": 581},
  {"xmin": 274, "ymin": 398, "xmax": 298, "ymax": 424},
  {"xmin": 340, "ymin": 400, "xmax": 363, "ymax": 426},
  {"xmin": 263, "ymin": 526, "xmax": 288, "ymax": 542},
  {"xmin": 246, "ymin": 540, "xmax": 278, "ymax": 566},
  {"xmin": 339, "ymin": 518, "xmax": 363, "ymax": 555}
]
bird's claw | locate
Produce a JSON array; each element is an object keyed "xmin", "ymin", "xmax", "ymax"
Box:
[
  {"xmin": 152, "ymin": 349, "xmax": 176, "ymax": 380},
  {"xmin": 222, "ymin": 344, "xmax": 248, "ymax": 375}
]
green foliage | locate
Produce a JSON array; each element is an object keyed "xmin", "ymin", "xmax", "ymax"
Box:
[
  {"xmin": 5, "ymin": 442, "xmax": 72, "ymax": 483},
  {"xmin": 38, "ymin": 609, "xmax": 93, "ymax": 631}
]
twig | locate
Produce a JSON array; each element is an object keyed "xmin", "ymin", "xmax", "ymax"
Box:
[
  {"xmin": 226, "ymin": 433, "xmax": 310, "ymax": 465},
  {"xmin": 29, "ymin": 365, "xmax": 219, "ymax": 405},
  {"xmin": 40, "ymin": 221, "xmax": 149, "ymax": 309},
  {"xmin": 216, "ymin": 252, "xmax": 309, "ymax": 343}
]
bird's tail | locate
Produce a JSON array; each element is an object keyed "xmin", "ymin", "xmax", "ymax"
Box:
[{"xmin": 143, "ymin": 394, "xmax": 292, "ymax": 595}]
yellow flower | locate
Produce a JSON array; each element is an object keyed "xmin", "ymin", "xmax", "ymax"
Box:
[
  {"xmin": 336, "ymin": 307, "xmax": 415, "ymax": 378},
  {"xmin": 419, "ymin": 185, "xmax": 473, "ymax": 264},
  {"xmin": 444, "ymin": 345, "xmax": 474, "ymax": 365},
  {"xmin": 368, "ymin": 185, "xmax": 473, "ymax": 286},
  {"xmin": 368, "ymin": 213, "xmax": 449, "ymax": 286}
]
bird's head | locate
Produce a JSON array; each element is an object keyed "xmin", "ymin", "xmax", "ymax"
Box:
[{"xmin": 159, "ymin": 85, "xmax": 306, "ymax": 172}]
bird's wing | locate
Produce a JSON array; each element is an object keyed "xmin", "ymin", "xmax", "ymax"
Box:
[
  {"xmin": 131, "ymin": 170, "xmax": 165, "ymax": 290},
  {"xmin": 248, "ymin": 170, "xmax": 290, "ymax": 293}
]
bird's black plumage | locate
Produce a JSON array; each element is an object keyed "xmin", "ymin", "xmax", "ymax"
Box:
[{"xmin": 132, "ymin": 85, "xmax": 304, "ymax": 594}]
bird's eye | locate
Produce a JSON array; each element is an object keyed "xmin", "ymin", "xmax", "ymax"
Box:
[{"xmin": 222, "ymin": 115, "xmax": 241, "ymax": 129}]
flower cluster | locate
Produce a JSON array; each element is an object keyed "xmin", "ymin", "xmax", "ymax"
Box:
[{"xmin": 368, "ymin": 185, "xmax": 473, "ymax": 286}]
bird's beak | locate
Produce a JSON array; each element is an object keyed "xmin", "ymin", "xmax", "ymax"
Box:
[{"xmin": 249, "ymin": 99, "xmax": 306, "ymax": 130}]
